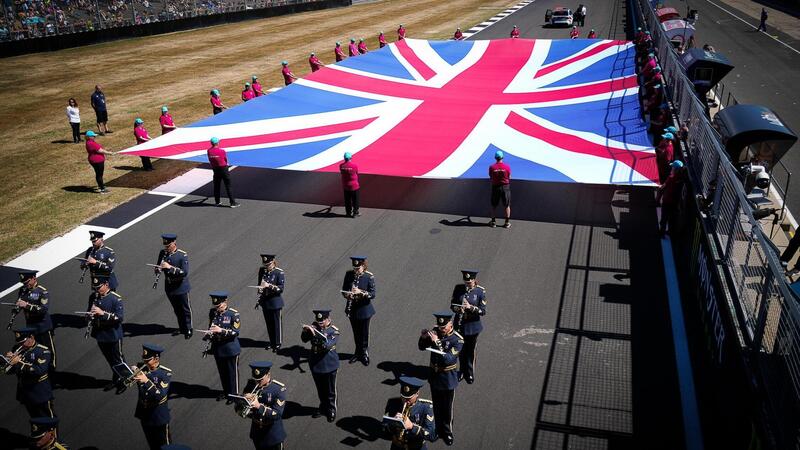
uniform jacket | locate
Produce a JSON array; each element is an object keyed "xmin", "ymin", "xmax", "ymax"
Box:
[
  {"xmin": 11, "ymin": 343, "xmax": 53, "ymax": 404},
  {"xmin": 18, "ymin": 284, "xmax": 52, "ymax": 333},
  {"xmin": 248, "ymin": 379, "xmax": 287, "ymax": 448},
  {"xmin": 158, "ymin": 248, "xmax": 190, "ymax": 295},
  {"xmin": 208, "ymin": 307, "xmax": 241, "ymax": 358},
  {"xmin": 301, "ymin": 324, "xmax": 339, "ymax": 373},
  {"xmin": 257, "ymin": 267, "xmax": 285, "ymax": 310},
  {"xmin": 384, "ymin": 397, "xmax": 436, "ymax": 449},
  {"xmin": 89, "ymin": 290, "xmax": 124, "ymax": 342},
  {"xmin": 84, "ymin": 244, "xmax": 118, "ymax": 290},
  {"xmin": 135, "ymin": 364, "xmax": 172, "ymax": 426},
  {"xmin": 342, "ymin": 270, "xmax": 376, "ymax": 320},
  {"xmin": 418, "ymin": 331, "xmax": 463, "ymax": 390},
  {"xmin": 450, "ymin": 284, "xmax": 486, "ymax": 336}
]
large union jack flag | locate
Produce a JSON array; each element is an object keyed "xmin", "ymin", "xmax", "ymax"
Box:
[{"xmin": 122, "ymin": 38, "xmax": 657, "ymax": 185}]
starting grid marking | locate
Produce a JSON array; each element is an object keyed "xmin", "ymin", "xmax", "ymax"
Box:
[{"xmin": 463, "ymin": 0, "xmax": 534, "ymax": 38}]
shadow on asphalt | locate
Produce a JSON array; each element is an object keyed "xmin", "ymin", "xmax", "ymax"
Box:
[
  {"xmin": 122, "ymin": 322, "xmax": 176, "ymax": 337},
  {"xmin": 335, "ymin": 415, "xmax": 384, "ymax": 445},
  {"xmin": 376, "ymin": 360, "xmax": 431, "ymax": 385},
  {"xmin": 169, "ymin": 380, "xmax": 219, "ymax": 400},
  {"xmin": 0, "ymin": 428, "xmax": 30, "ymax": 449},
  {"xmin": 283, "ymin": 400, "xmax": 318, "ymax": 419},
  {"xmin": 53, "ymin": 370, "xmax": 107, "ymax": 391}
]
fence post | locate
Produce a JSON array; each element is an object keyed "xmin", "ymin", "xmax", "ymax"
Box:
[{"xmin": 751, "ymin": 267, "xmax": 774, "ymax": 350}]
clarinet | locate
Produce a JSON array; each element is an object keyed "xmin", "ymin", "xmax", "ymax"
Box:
[
  {"xmin": 6, "ymin": 303, "xmax": 20, "ymax": 330},
  {"xmin": 152, "ymin": 251, "xmax": 164, "ymax": 289},
  {"xmin": 255, "ymin": 270, "xmax": 266, "ymax": 310},
  {"xmin": 345, "ymin": 273, "xmax": 360, "ymax": 318},
  {"xmin": 202, "ymin": 310, "xmax": 220, "ymax": 358},
  {"xmin": 78, "ymin": 265, "xmax": 88, "ymax": 284},
  {"xmin": 85, "ymin": 295, "xmax": 97, "ymax": 339}
]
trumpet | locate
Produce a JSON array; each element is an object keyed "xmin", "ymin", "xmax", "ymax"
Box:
[
  {"xmin": 3, "ymin": 301, "xmax": 21, "ymax": 330},
  {"xmin": 397, "ymin": 400, "xmax": 413, "ymax": 439},
  {"xmin": 122, "ymin": 362, "xmax": 151, "ymax": 388},
  {"xmin": 236, "ymin": 382, "xmax": 263, "ymax": 418},
  {"xmin": 2, "ymin": 346, "xmax": 26, "ymax": 373}
]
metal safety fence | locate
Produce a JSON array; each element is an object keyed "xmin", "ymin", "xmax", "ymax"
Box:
[{"xmin": 636, "ymin": 0, "xmax": 800, "ymax": 448}]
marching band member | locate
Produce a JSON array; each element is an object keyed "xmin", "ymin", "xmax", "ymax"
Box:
[
  {"xmin": 301, "ymin": 309, "xmax": 339, "ymax": 422},
  {"xmin": 239, "ymin": 361, "xmax": 287, "ymax": 450},
  {"xmin": 341, "ymin": 256, "xmax": 376, "ymax": 366},
  {"xmin": 15, "ymin": 270, "xmax": 56, "ymax": 370},
  {"xmin": 257, "ymin": 254, "xmax": 285, "ymax": 352},
  {"xmin": 82, "ymin": 230, "xmax": 118, "ymax": 291},
  {"xmin": 5, "ymin": 327, "xmax": 54, "ymax": 418},
  {"xmin": 29, "ymin": 416, "xmax": 67, "ymax": 449},
  {"xmin": 133, "ymin": 344, "xmax": 173, "ymax": 450},
  {"xmin": 155, "ymin": 233, "xmax": 193, "ymax": 339},
  {"xmin": 86, "ymin": 274, "xmax": 126, "ymax": 393},
  {"xmin": 418, "ymin": 312, "xmax": 463, "ymax": 446},
  {"xmin": 204, "ymin": 291, "xmax": 241, "ymax": 403},
  {"xmin": 383, "ymin": 376, "xmax": 436, "ymax": 450},
  {"xmin": 450, "ymin": 270, "xmax": 487, "ymax": 384}
]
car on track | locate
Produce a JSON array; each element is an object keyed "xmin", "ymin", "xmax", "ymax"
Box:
[{"xmin": 545, "ymin": 7, "xmax": 574, "ymax": 27}]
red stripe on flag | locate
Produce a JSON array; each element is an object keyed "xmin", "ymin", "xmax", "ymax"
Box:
[
  {"xmin": 394, "ymin": 39, "xmax": 437, "ymax": 81},
  {"xmin": 126, "ymin": 118, "xmax": 376, "ymax": 158},
  {"xmin": 505, "ymin": 111, "xmax": 659, "ymax": 183},
  {"xmin": 498, "ymin": 75, "xmax": 639, "ymax": 104},
  {"xmin": 534, "ymin": 40, "xmax": 626, "ymax": 79}
]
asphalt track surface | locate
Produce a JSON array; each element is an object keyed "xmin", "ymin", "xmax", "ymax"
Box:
[
  {"xmin": 662, "ymin": 0, "xmax": 800, "ymax": 212},
  {"xmin": 0, "ymin": 2, "xmax": 684, "ymax": 449}
]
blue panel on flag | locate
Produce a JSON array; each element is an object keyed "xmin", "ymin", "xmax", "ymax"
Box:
[
  {"xmin": 458, "ymin": 144, "xmax": 575, "ymax": 183},
  {"xmin": 183, "ymin": 137, "xmax": 349, "ymax": 168},
  {"xmin": 428, "ymin": 40, "xmax": 474, "ymax": 66},
  {"xmin": 336, "ymin": 47, "xmax": 416, "ymax": 80},
  {"xmin": 187, "ymin": 85, "xmax": 383, "ymax": 128},
  {"xmin": 541, "ymin": 49, "xmax": 635, "ymax": 88},
  {"xmin": 541, "ymin": 40, "xmax": 595, "ymax": 66}
]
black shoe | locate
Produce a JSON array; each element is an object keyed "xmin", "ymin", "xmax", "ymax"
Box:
[
  {"xmin": 458, "ymin": 371, "xmax": 464, "ymax": 382},
  {"xmin": 327, "ymin": 411, "xmax": 336, "ymax": 422},
  {"xmin": 361, "ymin": 350, "xmax": 370, "ymax": 366},
  {"xmin": 216, "ymin": 393, "xmax": 227, "ymax": 402},
  {"xmin": 312, "ymin": 409, "xmax": 322, "ymax": 418},
  {"xmin": 349, "ymin": 354, "xmax": 360, "ymax": 364},
  {"xmin": 103, "ymin": 382, "xmax": 116, "ymax": 392},
  {"xmin": 265, "ymin": 344, "xmax": 273, "ymax": 351},
  {"xmin": 115, "ymin": 384, "xmax": 128, "ymax": 395},
  {"xmin": 353, "ymin": 211, "xmax": 360, "ymax": 217},
  {"xmin": 171, "ymin": 329, "xmax": 181, "ymax": 336},
  {"xmin": 272, "ymin": 344, "xmax": 281, "ymax": 353},
  {"xmin": 489, "ymin": 220, "xmax": 496, "ymax": 228},
  {"xmin": 230, "ymin": 203, "xmax": 240, "ymax": 208},
  {"xmin": 466, "ymin": 376, "xmax": 474, "ymax": 384},
  {"xmin": 185, "ymin": 329, "xmax": 193, "ymax": 339},
  {"xmin": 444, "ymin": 434, "xmax": 454, "ymax": 446},
  {"xmin": 226, "ymin": 399, "xmax": 234, "ymax": 405}
]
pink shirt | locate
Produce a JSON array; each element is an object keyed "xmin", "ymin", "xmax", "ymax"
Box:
[
  {"xmin": 570, "ymin": 29, "xmax": 579, "ymax": 38},
  {"xmin": 159, "ymin": 114, "xmax": 175, "ymax": 134},
  {"xmin": 656, "ymin": 139, "xmax": 674, "ymax": 164},
  {"xmin": 642, "ymin": 58, "xmax": 657, "ymax": 76},
  {"xmin": 587, "ymin": 31, "xmax": 597, "ymax": 38},
  {"xmin": 335, "ymin": 46, "xmax": 345, "ymax": 62},
  {"xmin": 282, "ymin": 66, "xmax": 294, "ymax": 85},
  {"xmin": 86, "ymin": 139, "xmax": 105, "ymax": 164},
  {"xmin": 211, "ymin": 96, "xmax": 223, "ymax": 108},
  {"xmin": 134, "ymin": 125, "xmax": 150, "ymax": 144},
  {"xmin": 397, "ymin": 27, "xmax": 406, "ymax": 40},
  {"xmin": 309, "ymin": 55, "xmax": 323, "ymax": 72},
  {"xmin": 379, "ymin": 34, "xmax": 387, "ymax": 47},
  {"xmin": 510, "ymin": 28, "xmax": 520, "ymax": 38},
  {"xmin": 489, "ymin": 161, "xmax": 511, "ymax": 185},
  {"xmin": 252, "ymin": 81, "xmax": 264, "ymax": 96},
  {"xmin": 339, "ymin": 160, "xmax": 360, "ymax": 191},
  {"xmin": 348, "ymin": 43, "xmax": 359, "ymax": 57},
  {"xmin": 242, "ymin": 89, "xmax": 255, "ymax": 101},
  {"xmin": 454, "ymin": 31, "xmax": 463, "ymax": 40},
  {"xmin": 207, "ymin": 146, "xmax": 229, "ymax": 168},
  {"xmin": 358, "ymin": 42, "xmax": 368, "ymax": 54}
]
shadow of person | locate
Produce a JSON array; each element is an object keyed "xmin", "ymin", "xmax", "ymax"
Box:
[
  {"xmin": 62, "ymin": 185, "xmax": 98, "ymax": 193},
  {"xmin": 336, "ymin": 415, "xmax": 385, "ymax": 444},
  {"xmin": 438, "ymin": 217, "xmax": 488, "ymax": 227},
  {"xmin": 175, "ymin": 197, "xmax": 215, "ymax": 208},
  {"xmin": 169, "ymin": 381, "xmax": 219, "ymax": 400},
  {"xmin": 52, "ymin": 313, "xmax": 91, "ymax": 329},
  {"xmin": 0, "ymin": 428, "xmax": 30, "ymax": 450},
  {"xmin": 239, "ymin": 337, "xmax": 270, "ymax": 349},
  {"xmin": 282, "ymin": 400, "xmax": 319, "ymax": 419},
  {"xmin": 376, "ymin": 361, "xmax": 431, "ymax": 386},
  {"xmin": 276, "ymin": 345, "xmax": 309, "ymax": 373},
  {"xmin": 51, "ymin": 139, "xmax": 74, "ymax": 144},
  {"xmin": 122, "ymin": 322, "xmax": 176, "ymax": 337},
  {"xmin": 303, "ymin": 206, "xmax": 348, "ymax": 219},
  {"xmin": 53, "ymin": 371, "xmax": 107, "ymax": 391}
]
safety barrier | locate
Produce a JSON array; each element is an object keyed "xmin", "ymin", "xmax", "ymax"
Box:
[{"xmin": 635, "ymin": 0, "xmax": 800, "ymax": 448}]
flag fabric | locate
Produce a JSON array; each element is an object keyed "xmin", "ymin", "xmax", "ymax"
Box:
[{"xmin": 121, "ymin": 38, "xmax": 658, "ymax": 185}]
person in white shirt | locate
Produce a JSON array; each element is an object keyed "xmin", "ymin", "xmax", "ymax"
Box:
[{"xmin": 66, "ymin": 97, "xmax": 81, "ymax": 143}]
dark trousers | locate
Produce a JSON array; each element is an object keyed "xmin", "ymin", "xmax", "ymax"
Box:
[
  {"xmin": 213, "ymin": 166, "xmax": 236, "ymax": 205},
  {"xmin": 343, "ymin": 189, "xmax": 360, "ymax": 216},
  {"xmin": 459, "ymin": 333, "xmax": 479, "ymax": 381},
  {"xmin": 431, "ymin": 388, "xmax": 455, "ymax": 438},
  {"xmin": 141, "ymin": 156, "xmax": 153, "ymax": 170},
  {"xmin": 90, "ymin": 161, "xmax": 105, "ymax": 190},
  {"xmin": 349, "ymin": 316, "xmax": 370, "ymax": 356},
  {"xmin": 758, "ymin": 19, "xmax": 766, "ymax": 32},
  {"xmin": 70, "ymin": 122, "xmax": 81, "ymax": 142},
  {"xmin": 35, "ymin": 330, "xmax": 56, "ymax": 370},
  {"xmin": 660, "ymin": 202, "xmax": 677, "ymax": 233},
  {"xmin": 262, "ymin": 308, "xmax": 282, "ymax": 348},
  {"xmin": 141, "ymin": 423, "xmax": 171, "ymax": 450},
  {"xmin": 166, "ymin": 293, "xmax": 193, "ymax": 334},
  {"xmin": 311, "ymin": 370, "xmax": 337, "ymax": 414},
  {"xmin": 97, "ymin": 340, "xmax": 125, "ymax": 383},
  {"xmin": 214, "ymin": 354, "xmax": 239, "ymax": 395},
  {"xmin": 23, "ymin": 399, "xmax": 55, "ymax": 419},
  {"xmin": 781, "ymin": 232, "xmax": 800, "ymax": 268}
]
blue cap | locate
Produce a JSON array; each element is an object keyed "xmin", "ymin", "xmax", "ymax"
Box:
[
  {"xmin": 18, "ymin": 270, "xmax": 37, "ymax": 282},
  {"xmin": 662, "ymin": 132, "xmax": 674, "ymax": 140},
  {"xmin": 260, "ymin": 254, "xmax": 276, "ymax": 264},
  {"xmin": 670, "ymin": 160, "xmax": 684, "ymax": 168},
  {"xmin": 142, "ymin": 343, "xmax": 164, "ymax": 359},
  {"xmin": 30, "ymin": 416, "xmax": 59, "ymax": 437},
  {"xmin": 210, "ymin": 137, "xmax": 220, "ymax": 145},
  {"xmin": 252, "ymin": 75, "xmax": 258, "ymax": 80},
  {"xmin": 161, "ymin": 233, "xmax": 177, "ymax": 244},
  {"xmin": 90, "ymin": 274, "xmax": 110, "ymax": 287},
  {"xmin": 209, "ymin": 291, "xmax": 229, "ymax": 305},
  {"xmin": 461, "ymin": 269, "xmax": 479, "ymax": 281},
  {"xmin": 212, "ymin": 89, "xmax": 220, "ymax": 96},
  {"xmin": 433, "ymin": 311, "xmax": 454, "ymax": 326},
  {"xmin": 162, "ymin": 106, "xmax": 168, "ymax": 113},
  {"xmin": 336, "ymin": 41, "xmax": 341, "ymax": 45},
  {"xmin": 310, "ymin": 52, "xmax": 315, "ymax": 56},
  {"xmin": 350, "ymin": 256, "xmax": 367, "ymax": 267},
  {"xmin": 313, "ymin": 309, "xmax": 331, "ymax": 321},
  {"xmin": 654, "ymin": 66, "xmax": 662, "ymax": 72},
  {"xmin": 350, "ymin": 38, "xmax": 355, "ymax": 42},
  {"xmin": 399, "ymin": 376, "xmax": 425, "ymax": 397},
  {"xmin": 86, "ymin": 130, "xmax": 96, "ymax": 137},
  {"xmin": 135, "ymin": 118, "xmax": 143, "ymax": 124},
  {"xmin": 344, "ymin": 152, "xmax": 352, "ymax": 161},
  {"xmin": 14, "ymin": 327, "xmax": 37, "ymax": 342},
  {"xmin": 664, "ymin": 126, "xmax": 678, "ymax": 133},
  {"xmin": 89, "ymin": 229, "xmax": 105, "ymax": 241},
  {"xmin": 249, "ymin": 361, "xmax": 273, "ymax": 379},
  {"xmin": 495, "ymin": 150, "xmax": 504, "ymax": 160},
  {"xmin": 245, "ymin": 82, "xmax": 250, "ymax": 87},
  {"xmin": 281, "ymin": 60, "xmax": 288, "ymax": 65}
]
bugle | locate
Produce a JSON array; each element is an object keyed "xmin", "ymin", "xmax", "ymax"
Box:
[{"xmin": 122, "ymin": 362, "xmax": 151, "ymax": 388}]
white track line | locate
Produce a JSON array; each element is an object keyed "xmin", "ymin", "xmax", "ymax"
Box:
[
  {"xmin": 702, "ymin": 0, "xmax": 800, "ymax": 55},
  {"xmin": 462, "ymin": 0, "xmax": 533, "ymax": 39}
]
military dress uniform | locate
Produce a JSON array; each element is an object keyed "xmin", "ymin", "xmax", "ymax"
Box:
[
  {"xmin": 206, "ymin": 291, "xmax": 241, "ymax": 400},
  {"xmin": 341, "ymin": 256, "xmax": 376, "ymax": 365},
  {"xmin": 243, "ymin": 361, "xmax": 287, "ymax": 450},
  {"xmin": 87, "ymin": 275, "xmax": 125, "ymax": 389},
  {"xmin": 135, "ymin": 344, "xmax": 173, "ymax": 450},
  {"xmin": 30, "ymin": 416, "xmax": 68, "ymax": 450},
  {"xmin": 257, "ymin": 255, "xmax": 285, "ymax": 351},
  {"xmin": 450, "ymin": 270, "xmax": 487, "ymax": 384},
  {"xmin": 17, "ymin": 271, "xmax": 56, "ymax": 369},
  {"xmin": 383, "ymin": 376, "xmax": 436, "ymax": 450},
  {"xmin": 418, "ymin": 312, "xmax": 463, "ymax": 446},
  {"xmin": 8, "ymin": 327, "xmax": 54, "ymax": 418},
  {"xmin": 300, "ymin": 309, "xmax": 339, "ymax": 422},
  {"xmin": 83, "ymin": 230, "xmax": 118, "ymax": 291},
  {"xmin": 157, "ymin": 234, "xmax": 193, "ymax": 338}
]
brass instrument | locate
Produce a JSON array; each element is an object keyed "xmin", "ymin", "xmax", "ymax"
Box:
[
  {"xmin": 236, "ymin": 382, "xmax": 263, "ymax": 418},
  {"xmin": 1, "ymin": 346, "xmax": 26, "ymax": 374},
  {"xmin": 397, "ymin": 400, "xmax": 413, "ymax": 440},
  {"xmin": 122, "ymin": 362, "xmax": 151, "ymax": 388}
]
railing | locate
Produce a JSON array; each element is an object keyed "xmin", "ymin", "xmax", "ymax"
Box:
[{"xmin": 636, "ymin": 0, "xmax": 800, "ymax": 448}]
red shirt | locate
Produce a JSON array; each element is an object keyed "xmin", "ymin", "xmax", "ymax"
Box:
[
  {"xmin": 159, "ymin": 114, "xmax": 175, "ymax": 134},
  {"xmin": 335, "ymin": 46, "xmax": 345, "ymax": 62},
  {"xmin": 489, "ymin": 161, "xmax": 511, "ymax": 185},
  {"xmin": 587, "ymin": 31, "xmax": 597, "ymax": 38},
  {"xmin": 379, "ymin": 34, "xmax": 387, "ymax": 47},
  {"xmin": 348, "ymin": 42, "xmax": 359, "ymax": 57},
  {"xmin": 656, "ymin": 139, "xmax": 674, "ymax": 164},
  {"xmin": 282, "ymin": 66, "xmax": 294, "ymax": 85},
  {"xmin": 339, "ymin": 160, "xmax": 360, "ymax": 191},
  {"xmin": 510, "ymin": 28, "xmax": 520, "ymax": 38},
  {"xmin": 242, "ymin": 89, "xmax": 255, "ymax": 101},
  {"xmin": 454, "ymin": 30, "xmax": 463, "ymax": 40},
  {"xmin": 134, "ymin": 125, "xmax": 150, "ymax": 144},
  {"xmin": 86, "ymin": 139, "xmax": 105, "ymax": 164},
  {"xmin": 211, "ymin": 96, "xmax": 223, "ymax": 108},
  {"xmin": 207, "ymin": 145, "xmax": 229, "ymax": 168},
  {"xmin": 358, "ymin": 42, "xmax": 368, "ymax": 54},
  {"xmin": 252, "ymin": 81, "xmax": 264, "ymax": 96},
  {"xmin": 309, "ymin": 55, "xmax": 323, "ymax": 72},
  {"xmin": 570, "ymin": 29, "xmax": 579, "ymax": 38},
  {"xmin": 397, "ymin": 26, "xmax": 406, "ymax": 40}
]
